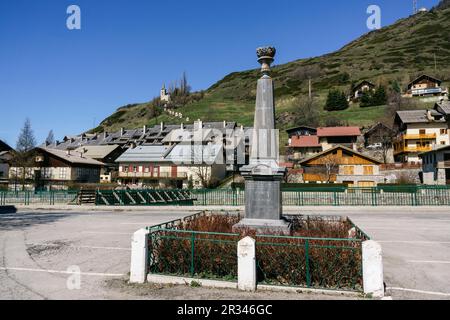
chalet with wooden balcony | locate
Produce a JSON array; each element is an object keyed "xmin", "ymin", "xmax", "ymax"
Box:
[
  {"xmin": 298, "ymin": 145, "xmax": 384, "ymax": 187},
  {"xmin": 393, "ymin": 110, "xmax": 449, "ymax": 163},
  {"xmin": 405, "ymin": 75, "xmax": 448, "ymax": 97},
  {"xmin": 420, "ymin": 145, "xmax": 450, "ymax": 185}
]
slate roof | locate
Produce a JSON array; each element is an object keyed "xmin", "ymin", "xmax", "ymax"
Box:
[
  {"xmin": 74, "ymin": 145, "xmax": 121, "ymax": 160},
  {"xmin": 115, "ymin": 146, "xmax": 171, "ymax": 163},
  {"xmin": 164, "ymin": 143, "xmax": 224, "ymax": 164},
  {"xmin": 46, "ymin": 121, "xmax": 241, "ymax": 150},
  {"xmin": 41, "ymin": 148, "xmax": 105, "ymax": 166},
  {"xmin": 0, "ymin": 140, "xmax": 12, "ymax": 152},
  {"xmin": 435, "ymin": 100, "xmax": 450, "ymax": 115},
  {"xmin": 396, "ymin": 110, "xmax": 446, "ymax": 124}
]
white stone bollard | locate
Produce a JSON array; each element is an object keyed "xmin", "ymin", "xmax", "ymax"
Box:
[
  {"xmin": 130, "ymin": 228, "xmax": 150, "ymax": 284},
  {"xmin": 362, "ymin": 240, "xmax": 384, "ymax": 297},
  {"xmin": 237, "ymin": 236, "xmax": 257, "ymax": 292}
]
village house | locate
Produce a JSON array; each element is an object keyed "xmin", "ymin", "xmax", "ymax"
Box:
[
  {"xmin": 0, "ymin": 140, "xmax": 13, "ymax": 188},
  {"xmin": 115, "ymin": 143, "xmax": 227, "ymax": 189},
  {"xmin": 350, "ymin": 80, "xmax": 375, "ymax": 101},
  {"xmin": 420, "ymin": 145, "xmax": 450, "ymax": 185},
  {"xmin": 299, "ymin": 145, "xmax": 385, "ymax": 187},
  {"xmin": 286, "ymin": 126, "xmax": 317, "ymax": 139},
  {"xmin": 363, "ymin": 122, "xmax": 396, "ymax": 149},
  {"xmin": 404, "ymin": 74, "xmax": 448, "ymax": 98},
  {"xmin": 73, "ymin": 145, "xmax": 123, "ymax": 183},
  {"xmin": 393, "ymin": 110, "xmax": 449, "ymax": 163},
  {"xmin": 317, "ymin": 126, "xmax": 361, "ymax": 151},
  {"xmin": 8, "ymin": 147, "xmax": 104, "ymax": 190},
  {"xmin": 286, "ymin": 135, "xmax": 322, "ymax": 161}
]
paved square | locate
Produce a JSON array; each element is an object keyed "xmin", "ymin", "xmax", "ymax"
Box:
[{"xmin": 1, "ymin": 206, "xmax": 449, "ymax": 300}]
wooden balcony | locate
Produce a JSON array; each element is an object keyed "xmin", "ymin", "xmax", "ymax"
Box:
[
  {"xmin": 395, "ymin": 133, "xmax": 437, "ymax": 142},
  {"xmin": 394, "ymin": 145, "xmax": 433, "ymax": 155}
]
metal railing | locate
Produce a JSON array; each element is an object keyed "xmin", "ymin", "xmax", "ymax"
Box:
[
  {"xmin": 189, "ymin": 185, "xmax": 450, "ymax": 206},
  {"xmin": 3, "ymin": 185, "xmax": 450, "ymax": 207},
  {"xmin": 0, "ymin": 191, "xmax": 78, "ymax": 205},
  {"xmin": 146, "ymin": 213, "xmax": 365, "ymax": 291},
  {"xmin": 255, "ymin": 234, "xmax": 363, "ymax": 291},
  {"xmin": 148, "ymin": 228, "xmax": 240, "ymax": 281}
]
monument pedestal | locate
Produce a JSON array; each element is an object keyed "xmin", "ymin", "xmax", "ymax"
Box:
[{"xmin": 233, "ymin": 162, "xmax": 291, "ymax": 235}]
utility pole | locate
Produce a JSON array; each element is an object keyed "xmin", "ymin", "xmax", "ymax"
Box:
[
  {"xmin": 308, "ymin": 78, "xmax": 312, "ymax": 100},
  {"xmin": 413, "ymin": 0, "xmax": 418, "ymax": 14},
  {"xmin": 434, "ymin": 53, "xmax": 437, "ymax": 73}
]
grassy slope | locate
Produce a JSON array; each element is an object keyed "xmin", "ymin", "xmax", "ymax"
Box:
[{"xmin": 92, "ymin": 6, "xmax": 450, "ymax": 135}]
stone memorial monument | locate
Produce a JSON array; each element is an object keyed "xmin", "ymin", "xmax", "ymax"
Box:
[{"xmin": 233, "ymin": 47, "xmax": 290, "ymax": 235}]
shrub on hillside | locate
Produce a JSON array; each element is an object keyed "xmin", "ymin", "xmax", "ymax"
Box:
[{"xmin": 324, "ymin": 90, "xmax": 349, "ymax": 111}]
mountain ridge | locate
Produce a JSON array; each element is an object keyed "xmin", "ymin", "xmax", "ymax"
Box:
[{"xmin": 90, "ymin": 3, "xmax": 450, "ymax": 136}]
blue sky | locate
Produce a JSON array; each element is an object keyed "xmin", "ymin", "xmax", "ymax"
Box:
[{"xmin": 0, "ymin": 0, "xmax": 440, "ymax": 147}]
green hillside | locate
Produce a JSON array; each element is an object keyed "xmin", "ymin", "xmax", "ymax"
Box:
[{"xmin": 91, "ymin": 3, "xmax": 450, "ymax": 140}]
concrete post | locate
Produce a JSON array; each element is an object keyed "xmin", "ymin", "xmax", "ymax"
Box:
[
  {"xmin": 130, "ymin": 228, "xmax": 150, "ymax": 284},
  {"xmin": 237, "ymin": 236, "xmax": 257, "ymax": 291},
  {"xmin": 362, "ymin": 240, "xmax": 384, "ymax": 297}
]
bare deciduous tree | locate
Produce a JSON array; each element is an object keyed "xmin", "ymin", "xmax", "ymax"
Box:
[{"xmin": 314, "ymin": 153, "xmax": 340, "ymax": 183}]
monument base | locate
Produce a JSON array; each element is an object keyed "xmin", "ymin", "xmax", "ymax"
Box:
[{"xmin": 232, "ymin": 218, "xmax": 291, "ymax": 236}]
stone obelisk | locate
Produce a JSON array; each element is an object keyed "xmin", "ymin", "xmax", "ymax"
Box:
[{"xmin": 233, "ymin": 47, "xmax": 290, "ymax": 234}]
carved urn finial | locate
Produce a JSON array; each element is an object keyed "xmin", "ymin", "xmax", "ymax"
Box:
[{"xmin": 256, "ymin": 46, "xmax": 276, "ymax": 75}]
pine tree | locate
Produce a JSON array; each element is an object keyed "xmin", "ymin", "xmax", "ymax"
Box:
[
  {"xmin": 16, "ymin": 118, "xmax": 36, "ymax": 152},
  {"xmin": 45, "ymin": 130, "xmax": 55, "ymax": 145},
  {"xmin": 325, "ymin": 90, "xmax": 349, "ymax": 111}
]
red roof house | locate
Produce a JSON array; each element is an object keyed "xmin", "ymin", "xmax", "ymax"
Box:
[
  {"xmin": 317, "ymin": 127, "xmax": 361, "ymax": 137},
  {"xmin": 289, "ymin": 136, "xmax": 321, "ymax": 148}
]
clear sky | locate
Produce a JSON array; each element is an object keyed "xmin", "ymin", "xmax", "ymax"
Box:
[{"xmin": 0, "ymin": 0, "xmax": 440, "ymax": 147}]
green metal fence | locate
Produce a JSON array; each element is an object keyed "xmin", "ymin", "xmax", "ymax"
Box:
[
  {"xmin": 188, "ymin": 185, "xmax": 450, "ymax": 206},
  {"xmin": 148, "ymin": 228, "xmax": 240, "ymax": 281},
  {"xmin": 0, "ymin": 191, "xmax": 78, "ymax": 206},
  {"xmin": 255, "ymin": 234, "xmax": 363, "ymax": 291},
  {"xmin": 95, "ymin": 189, "xmax": 195, "ymax": 206},
  {"xmin": 3, "ymin": 185, "xmax": 450, "ymax": 207},
  {"xmin": 146, "ymin": 213, "xmax": 365, "ymax": 291}
]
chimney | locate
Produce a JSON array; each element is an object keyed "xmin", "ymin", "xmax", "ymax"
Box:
[
  {"xmin": 66, "ymin": 150, "xmax": 71, "ymax": 156},
  {"xmin": 103, "ymin": 131, "xmax": 108, "ymax": 139},
  {"xmin": 143, "ymin": 125, "xmax": 147, "ymax": 134},
  {"xmin": 181, "ymin": 123, "xmax": 184, "ymax": 130},
  {"xmin": 223, "ymin": 120, "xmax": 227, "ymax": 128},
  {"xmin": 426, "ymin": 110, "xmax": 433, "ymax": 121},
  {"xmin": 120, "ymin": 128, "xmax": 124, "ymax": 136},
  {"xmin": 160, "ymin": 122, "xmax": 164, "ymax": 132}
]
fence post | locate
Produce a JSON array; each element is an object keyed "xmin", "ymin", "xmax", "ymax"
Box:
[
  {"xmin": 130, "ymin": 228, "xmax": 150, "ymax": 284},
  {"xmin": 237, "ymin": 236, "xmax": 256, "ymax": 292},
  {"xmin": 305, "ymin": 239, "xmax": 311, "ymax": 287},
  {"xmin": 190, "ymin": 232, "xmax": 196, "ymax": 276},
  {"xmin": 362, "ymin": 240, "xmax": 384, "ymax": 298}
]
